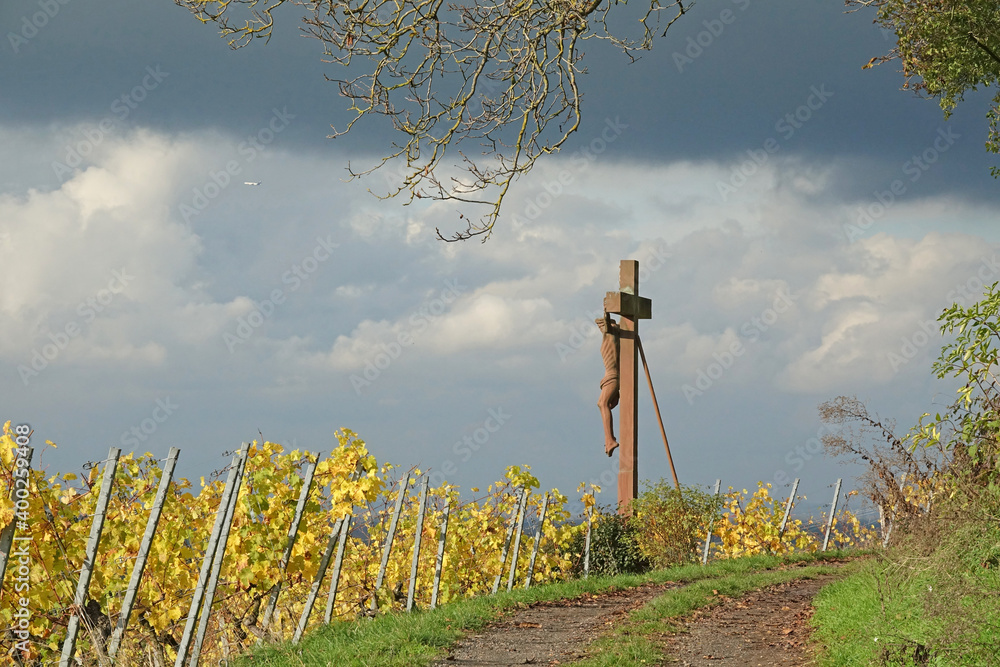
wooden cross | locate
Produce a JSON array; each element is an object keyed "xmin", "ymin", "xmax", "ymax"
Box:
[{"xmin": 604, "ymin": 260, "xmax": 652, "ymax": 515}]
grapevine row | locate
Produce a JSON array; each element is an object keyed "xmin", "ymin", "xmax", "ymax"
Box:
[{"xmin": 0, "ymin": 422, "xmax": 881, "ymax": 666}]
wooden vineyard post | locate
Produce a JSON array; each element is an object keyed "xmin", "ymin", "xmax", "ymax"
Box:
[
  {"xmin": 174, "ymin": 444, "xmax": 247, "ymax": 667},
  {"xmin": 882, "ymin": 473, "xmax": 907, "ymax": 548},
  {"xmin": 583, "ymin": 507, "xmax": 592, "ymax": 579},
  {"xmin": 406, "ymin": 476, "xmax": 429, "ymax": 612},
  {"xmin": 506, "ymin": 487, "xmax": 530, "ymax": 591},
  {"xmin": 430, "ymin": 503, "xmax": 450, "ymax": 609},
  {"xmin": 260, "ymin": 453, "xmax": 318, "ymax": 639},
  {"xmin": 295, "ymin": 514, "xmax": 345, "ymax": 642},
  {"xmin": 492, "ymin": 491, "xmax": 521, "ymax": 594},
  {"xmin": 174, "ymin": 446, "xmax": 246, "ymax": 666},
  {"xmin": 777, "ymin": 478, "xmax": 799, "ymax": 541},
  {"xmin": 822, "ymin": 478, "xmax": 842, "ymax": 552},
  {"xmin": 702, "ymin": 479, "xmax": 721, "ymax": 565},
  {"xmin": 59, "ymin": 447, "xmax": 121, "ymax": 667},
  {"xmin": 324, "ymin": 514, "xmax": 352, "ymax": 624},
  {"xmin": 107, "ymin": 447, "xmax": 180, "ymax": 659},
  {"xmin": 371, "ymin": 473, "xmax": 410, "ymax": 614},
  {"xmin": 189, "ymin": 445, "xmax": 249, "ymax": 667},
  {"xmin": 295, "ymin": 467, "xmax": 362, "ymax": 640},
  {"xmin": 524, "ymin": 494, "xmax": 549, "ymax": 589}
]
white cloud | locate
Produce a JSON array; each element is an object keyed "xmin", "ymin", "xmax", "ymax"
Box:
[
  {"xmin": 3, "ymin": 124, "xmax": 999, "ymax": 501},
  {"xmin": 0, "ymin": 128, "xmax": 265, "ymax": 370},
  {"xmin": 778, "ymin": 302, "xmax": 885, "ymax": 390}
]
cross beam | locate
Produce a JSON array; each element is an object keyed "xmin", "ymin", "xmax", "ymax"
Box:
[{"xmin": 603, "ymin": 260, "xmax": 652, "ymax": 515}]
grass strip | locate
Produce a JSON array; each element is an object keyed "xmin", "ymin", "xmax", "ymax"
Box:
[
  {"xmin": 811, "ymin": 556, "xmax": 947, "ymax": 666},
  {"xmin": 234, "ymin": 550, "xmax": 853, "ymax": 667},
  {"xmin": 574, "ymin": 561, "xmax": 846, "ymax": 666}
]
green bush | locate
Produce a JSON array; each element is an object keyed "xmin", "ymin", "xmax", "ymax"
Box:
[
  {"xmin": 630, "ymin": 481, "xmax": 723, "ymax": 569},
  {"xmin": 569, "ymin": 507, "xmax": 651, "ymax": 577}
]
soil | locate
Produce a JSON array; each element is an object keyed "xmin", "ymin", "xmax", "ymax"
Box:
[
  {"xmin": 434, "ymin": 582, "xmax": 680, "ymax": 666},
  {"xmin": 434, "ymin": 567, "xmax": 845, "ymax": 667},
  {"xmin": 662, "ymin": 573, "xmax": 842, "ymax": 666}
]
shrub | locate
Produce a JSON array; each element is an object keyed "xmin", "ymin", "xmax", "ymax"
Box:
[
  {"xmin": 569, "ymin": 507, "xmax": 651, "ymax": 576},
  {"xmin": 631, "ymin": 480, "xmax": 723, "ymax": 568}
]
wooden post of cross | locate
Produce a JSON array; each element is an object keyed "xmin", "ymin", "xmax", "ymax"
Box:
[{"xmin": 604, "ymin": 260, "xmax": 652, "ymax": 515}]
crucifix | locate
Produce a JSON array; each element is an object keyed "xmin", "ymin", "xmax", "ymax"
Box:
[{"xmin": 600, "ymin": 260, "xmax": 652, "ymax": 515}]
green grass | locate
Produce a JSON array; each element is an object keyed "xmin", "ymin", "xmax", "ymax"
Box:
[
  {"xmin": 809, "ymin": 555, "xmax": 940, "ymax": 666},
  {"xmin": 811, "ymin": 514, "xmax": 1000, "ymax": 666},
  {"xmin": 233, "ymin": 551, "xmax": 854, "ymax": 667}
]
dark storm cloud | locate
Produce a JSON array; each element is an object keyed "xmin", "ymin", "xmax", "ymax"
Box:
[{"xmin": 4, "ymin": 0, "xmax": 1000, "ymax": 207}]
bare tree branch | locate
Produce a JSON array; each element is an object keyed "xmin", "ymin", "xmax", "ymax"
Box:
[{"xmin": 175, "ymin": 0, "xmax": 692, "ymax": 240}]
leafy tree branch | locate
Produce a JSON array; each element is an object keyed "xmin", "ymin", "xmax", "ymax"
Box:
[{"xmin": 848, "ymin": 0, "xmax": 1000, "ymax": 176}]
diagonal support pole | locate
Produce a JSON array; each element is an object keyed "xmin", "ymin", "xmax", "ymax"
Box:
[
  {"xmin": 524, "ymin": 494, "xmax": 549, "ymax": 589},
  {"xmin": 636, "ymin": 334, "xmax": 679, "ymax": 491},
  {"xmin": 822, "ymin": 478, "xmax": 843, "ymax": 552},
  {"xmin": 506, "ymin": 487, "xmax": 530, "ymax": 591},
  {"xmin": 430, "ymin": 503, "xmax": 450, "ymax": 609},
  {"xmin": 371, "ymin": 473, "xmax": 410, "ymax": 613},
  {"xmin": 60, "ymin": 447, "xmax": 121, "ymax": 667},
  {"xmin": 406, "ymin": 476, "xmax": 430, "ymax": 611},
  {"xmin": 189, "ymin": 445, "xmax": 249, "ymax": 667},
  {"xmin": 173, "ymin": 444, "xmax": 246, "ymax": 667},
  {"xmin": 777, "ymin": 478, "xmax": 800, "ymax": 541},
  {"xmin": 259, "ymin": 453, "xmax": 319, "ymax": 640},
  {"xmin": 108, "ymin": 448, "xmax": 180, "ymax": 659},
  {"xmin": 702, "ymin": 479, "xmax": 721, "ymax": 565}
]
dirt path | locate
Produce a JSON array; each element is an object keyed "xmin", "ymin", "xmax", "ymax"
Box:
[
  {"xmin": 434, "ymin": 582, "xmax": 680, "ymax": 666},
  {"xmin": 434, "ymin": 569, "xmax": 843, "ymax": 667},
  {"xmin": 662, "ymin": 573, "xmax": 840, "ymax": 666}
]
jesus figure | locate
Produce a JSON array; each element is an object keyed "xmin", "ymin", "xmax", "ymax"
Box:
[{"xmin": 596, "ymin": 312, "xmax": 621, "ymax": 457}]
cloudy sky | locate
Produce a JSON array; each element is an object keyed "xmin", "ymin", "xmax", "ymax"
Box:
[{"xmin": 3, "ymin": 0, "xmax": 998, "ymax": 516}]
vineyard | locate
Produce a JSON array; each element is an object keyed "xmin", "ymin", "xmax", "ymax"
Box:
[{"xmin": 1, "ymin": 420, "xmax": 880, "ymax": 666}]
